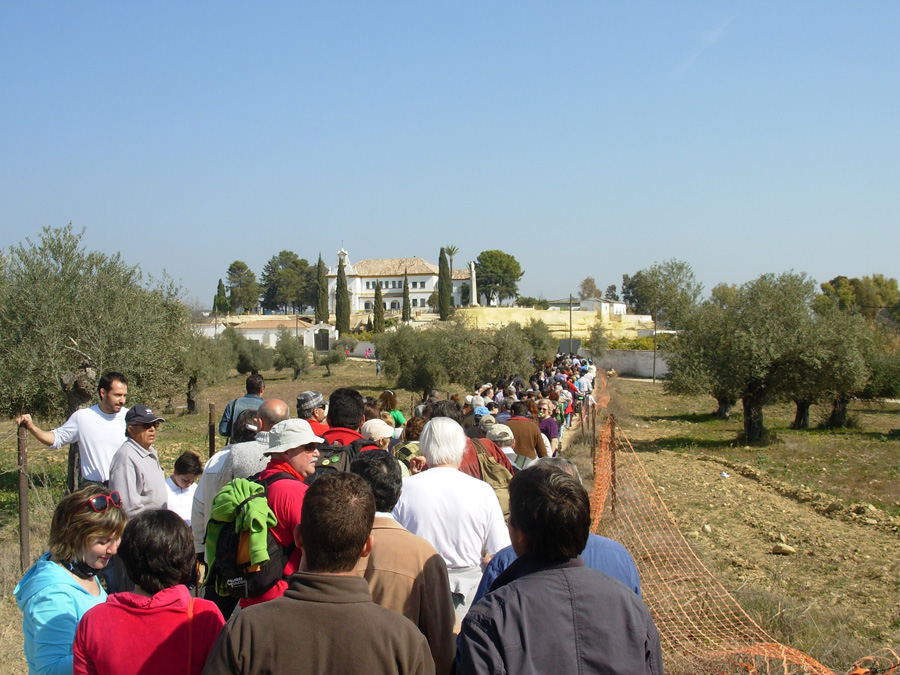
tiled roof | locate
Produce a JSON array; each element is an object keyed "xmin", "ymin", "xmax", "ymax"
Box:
[
  {"xmin": 350, "ymin": 257, "xmax": 438, "ymax": 276},
  {"xmin": 233, "ymin": 317, "xmax": 314, "ymax": 329},
  {"xmin": 451, "ymin": 269, "xmax": 469, "ymax": 280}
]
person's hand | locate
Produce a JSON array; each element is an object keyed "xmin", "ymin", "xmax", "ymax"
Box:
[
  {"xmin": 15, "ymin": 414, "xmax": 34, "ymax": 430},
  {"xmin": 408, "ymin": 456, "xmax": 427, "ymax": 475}
]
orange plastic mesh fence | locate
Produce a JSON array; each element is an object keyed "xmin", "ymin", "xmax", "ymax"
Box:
[{"xmin": 582, "ymin": 397, "xmax": 898, "ymax": 675}]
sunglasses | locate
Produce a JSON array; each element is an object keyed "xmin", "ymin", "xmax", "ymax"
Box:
[{"xmin": 84, "ymin": 492, "xmax": 123, "ymax": 513}]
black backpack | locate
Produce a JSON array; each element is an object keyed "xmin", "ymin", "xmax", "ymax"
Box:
[
  {"xmin": 308, "ymin": 437, "xmax": 374, "ymax": 483},
  {"xmin": 207, "ymin": 472, "xmax": 296, "ymax": 599}
]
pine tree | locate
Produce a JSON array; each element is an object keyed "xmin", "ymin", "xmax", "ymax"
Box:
[
  {"xmin": 373, "ymin": 282, "xmax": 385, "ymax": 333},
  {"xmin": 438, "ymin": 247, "xmax": 452, "ymax": 320},
  {"xmin": 335, "ymin": 257, "xmax": 350, "ymax": 335},
  {"xmin": 402, "ymin": 272, "xmax": 411, "ymax": 321},
  {"xmin": 315, "ymin": 254, "xmax": 328, "ymax": 324}
]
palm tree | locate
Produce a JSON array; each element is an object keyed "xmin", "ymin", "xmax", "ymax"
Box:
[{"xmin": 444, "ymin": 245, "xmax": 459, "ymax": 274}]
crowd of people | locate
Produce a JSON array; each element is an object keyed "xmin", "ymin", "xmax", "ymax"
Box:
[{"xmin": 14, "ymin": 360, "xmax": 662, "ymax": 675}]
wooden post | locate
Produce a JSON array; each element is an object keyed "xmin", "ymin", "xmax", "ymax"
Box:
[
  {"xmin": 609, "ymin": 415, "xmax": 617, "ymax": 519},
  {"xmin": 208, "ymin": 403, "xmax": 216, "ymax": 458},
  {"xmin": 18, "ymin": 424, "xmax": 30, "ymax": 574}
]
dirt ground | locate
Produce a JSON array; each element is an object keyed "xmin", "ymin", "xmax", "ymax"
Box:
[{"xmin": 598, "ymin": 381, "xmax": 900, "ymax": 672}]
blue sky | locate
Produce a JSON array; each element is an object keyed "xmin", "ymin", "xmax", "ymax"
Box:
[{"xmin": 2, "ymin": 2, "xmax": 898, "ymax": 306}]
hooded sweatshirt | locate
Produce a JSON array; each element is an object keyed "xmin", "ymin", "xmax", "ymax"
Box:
[
  {"xmin": 73, "ymin": 585, "xmax": 224, "ymax": 675},
  {"xmin": 14, "ymin": 553, "xmax": 107, "ymax": 675}
]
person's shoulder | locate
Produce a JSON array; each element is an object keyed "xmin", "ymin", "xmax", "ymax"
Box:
[
  {"xmin": 587, "ymin": 533, "xmax": 632, "ymax": 555},
  {"xmin": 366, "ymin": 600, "xmax": 431, "ymax": 641}
]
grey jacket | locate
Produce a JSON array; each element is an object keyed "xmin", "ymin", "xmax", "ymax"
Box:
[
  {"xmin": 108, "ymin": 438, "xmax": 167, "ymax": 517},
  {"xmin": 458, "ymin": 556, "xmax": 663, "ymax": 675}
]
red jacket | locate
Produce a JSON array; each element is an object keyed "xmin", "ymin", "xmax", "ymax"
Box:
[
  {"xmin": 322, "ymin": 427, "xmax": 380, "ymax": 452},
  {"xmin": 73, "ymin": 585, "xmax": 224, "ymax": 675}
]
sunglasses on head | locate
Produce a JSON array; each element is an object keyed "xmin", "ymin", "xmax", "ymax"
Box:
[{"xmin": 84, "ymin": 491, "xmax": 122, "ymax": 513}]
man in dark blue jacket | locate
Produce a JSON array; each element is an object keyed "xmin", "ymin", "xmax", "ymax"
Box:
[{"xmin": 458, "ymin": 463, "xmax": 664, "ymax": 675}]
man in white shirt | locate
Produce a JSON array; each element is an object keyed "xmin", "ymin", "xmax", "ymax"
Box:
[
  {"xmin": 15, "ymin": 371, "xmax": 129, "ymax": 484},
  {"xmin": 393, "ymin": 417, "xmax": 510, "ymax": 621}
]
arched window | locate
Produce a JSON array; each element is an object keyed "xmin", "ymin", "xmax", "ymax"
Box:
[{"xmin": 390, "ymin": 301, "xmax": 400, "ymax": 309}]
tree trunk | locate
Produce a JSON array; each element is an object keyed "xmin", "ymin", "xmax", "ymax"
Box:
[
  {"xmin": 791, "ymin": 400, "xmax": 811, "ymax": 430},
  {"xmin": 714, "ymin": 397, "xmax": 734, "ymax": 419},
  {"xmin": 742, "ymin": 395, "xmax": 765, "ymax": 442},
  {"xmin": 826, "ymin": 395, "xmax": 850, "ymax": 428},
  {"xmin": 187, "ymin": 377, "xmax": 198, "ymax": 414},
  {"xmin": 60, "ymin": 368, "xmax": 95, "ymax": 492}
]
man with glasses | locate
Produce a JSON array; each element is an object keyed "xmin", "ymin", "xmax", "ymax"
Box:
[
  {"xmin": 243, "ymin": 418, "xmax": 324, "ymax": 607},
  {"xmin": 108, "ymin": 404, "xmax": 168, "ymax": 592},
  {"xmin": 296, "ymin": 390, "xmax": 329, "ymax": 436},
  {"xmin": 108, "ymin": 404, "xmax": 168, "ymax": 518}
]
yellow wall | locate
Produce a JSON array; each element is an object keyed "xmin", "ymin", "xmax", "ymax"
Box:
[{"xmin": 454, "ymin": 307, "xmax": 652, "ymax": 339}]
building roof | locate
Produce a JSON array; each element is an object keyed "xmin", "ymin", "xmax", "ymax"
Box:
[
  {"xmin": 330, "ymin": 255, "xmax": 470, "ymax": 280},
  {"xmin": 351, "ymin": 257, "xmax": 438, "ymax": 276},
  {"xmin": 230, "ymin": 317, "xmax": 315, "ymax": 330}
]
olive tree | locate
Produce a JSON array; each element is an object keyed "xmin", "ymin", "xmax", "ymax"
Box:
[{"xmin": 0, "ymin": 225, "xmax": 192, "ymax": 421}]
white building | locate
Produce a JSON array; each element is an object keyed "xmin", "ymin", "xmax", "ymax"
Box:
[{"xmin": 326, "ymin": 250, "xmax": 468, "ymax": 313}]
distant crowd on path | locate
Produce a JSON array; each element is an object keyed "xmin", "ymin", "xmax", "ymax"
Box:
[{"xmin": 15, "ymin": 360, "xmax": 662, "ymax": 675}]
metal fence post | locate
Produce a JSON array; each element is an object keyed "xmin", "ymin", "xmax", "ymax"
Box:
[{"xmin": 18, "ymin": 423, "xmax": 30, "ymax": 574}]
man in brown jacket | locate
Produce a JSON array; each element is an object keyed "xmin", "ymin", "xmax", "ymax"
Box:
[
  {"xmin": 504, "ymin": 401, "xmax": 547, "ymax": 461},
  {"xmin": 351, "ymin": 451, "xmax": 457, "ymax": 674},
  {"xmin": 202, "ymin": 473, "xmax": 435, "ymax": 675}
]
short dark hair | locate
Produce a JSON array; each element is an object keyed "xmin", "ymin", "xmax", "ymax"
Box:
[
  {"xmin": 351, "ymin": 450, "xmax": 402, "ymax": 512},
  {"xmin": 508, "ymin": 466, "xmax": 590, "ymax": 562},
  {"xmin": 328, "ymin": 388, "xmax": 365, "ymax": 430},
  {"xmin": 300, "ymin": 473, "xmax": 375, "ymax": 573},
  {"xmin": 511, "ymin": 401, "xmax": 530, "ymax": 418},
  {"xmin": 98, "ymin": 371, "xmax": 128, "ymax": 396},
  {"xmin": 246, "ymin": 373, "xmax": 265, "ymax": 395},
  {"xmin": 363, "ymin": 402, "xmax": 381, "ymax": 422},
  {"xmin": 173, "ymin": 451, "xmax": 202, "ymax": 476},
  {"xmin": 231, "ymin": 409, "xmax": 259, "ymax": 444},
  {"xmin": 425, "ymin": 399, "xmax": 463, "ymax": 426},
  {"xmin": 118, "ymin": 510, "xmax": 195, "ymax": 594}
]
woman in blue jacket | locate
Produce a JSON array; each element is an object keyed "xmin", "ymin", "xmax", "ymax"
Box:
[{"xmin": 15, "ymin": 485, "xmax": 127, "ymax": 674}]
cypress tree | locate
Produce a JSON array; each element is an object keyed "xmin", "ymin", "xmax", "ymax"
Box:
[
  {"xmin": 438, "ymin": 247, "xmax": 451, "ymax": 320},
  {"xmin": 335, "ymin": 257, "xmax": 350, "ymax": 335},
  {"xmin": 402, "ymin": 272, "xmax": 411, "ymax": 322},
  {"xmin": 373, "ymin": 282, "xmax": 385, "ymax": 333},
  {"xmin": 315, "ymin": 254, "xmax": 328, "ymax": 324}
]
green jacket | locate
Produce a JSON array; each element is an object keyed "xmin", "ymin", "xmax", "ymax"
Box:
[{"xmin": 206, "ymin": 478, "xmax": 277, "ymax": 569}]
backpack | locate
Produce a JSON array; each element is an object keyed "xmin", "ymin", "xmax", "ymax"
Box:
[
  {"xmin": 308, "ymin": 437, "xmax": 374, "ymax": 483},
  {"xmin": 206, "ymin": 472, "xmax": 296, "ymax": 599},
  {"xmin": 471, "ymin": 438, "xmax": 513, "ymax": 521}
]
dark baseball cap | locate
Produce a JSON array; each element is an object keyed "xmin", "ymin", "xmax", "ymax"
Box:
[{"xmin": 125, "ymin": 404, "xmax": 165, "ymax": 425}]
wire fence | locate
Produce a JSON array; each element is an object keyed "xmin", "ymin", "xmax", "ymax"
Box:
[{"xmin": 583, "ymin": 373, "xmax": 899, "ymax": 675}]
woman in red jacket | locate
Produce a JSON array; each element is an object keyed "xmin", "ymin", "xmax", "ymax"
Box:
[{"xmin": 74, "ymin": 509, "xmax": 225, "ymax": 675}]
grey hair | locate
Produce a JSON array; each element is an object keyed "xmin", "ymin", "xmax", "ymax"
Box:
[{"xmin": 420, "ymin": 417, "xmax": 466, "ymax": 468}]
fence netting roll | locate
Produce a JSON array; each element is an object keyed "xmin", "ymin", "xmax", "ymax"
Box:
[{"xmin": 583, "ymin": 384, "xmax": 898, "ymax": 675}]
